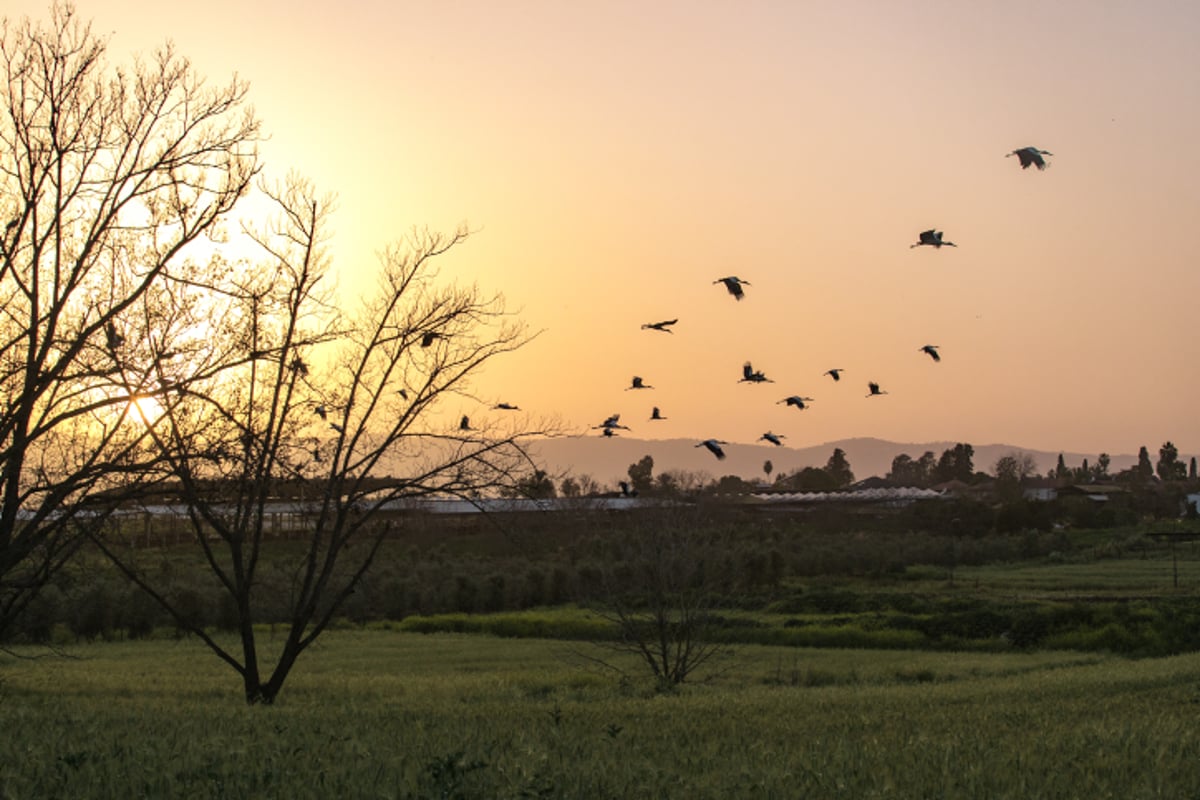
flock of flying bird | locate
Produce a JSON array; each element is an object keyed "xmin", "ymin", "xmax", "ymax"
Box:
[{"xmin": 584, "ymin": 146, "xmax": 1055, "ymax": 466}]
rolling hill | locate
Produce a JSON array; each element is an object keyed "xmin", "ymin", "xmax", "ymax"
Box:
[{"xmin": 527, "ymin": 436, "xmax": 1137, "ymax": 488}]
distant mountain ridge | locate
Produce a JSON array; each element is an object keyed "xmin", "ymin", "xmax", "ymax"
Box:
[{"xmin": 527, "ymin": 436, "xmax": 1138, "ymax": 487}]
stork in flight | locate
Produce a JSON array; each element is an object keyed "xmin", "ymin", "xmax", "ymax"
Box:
[
  {"xmin": 866, "ymin": 382, "xmax": 888, "ymax": 397},
  {"xmin": 919, "ymin": 345, "xmax": 941, "ymax": 362},
  {"xmin": 714, "ymin": 276, "xmax": 750, "ymax": 300},
  {"xmin": 760, "ymin": 431, "xmax": 786, "ymax": 446},
  {"xmin": 778, "ymin": 396, "xmax": 814, "ymax": 410},
  {"xmin": 696, "ymin": 439, "xmax": 730, "ymax": 460},
  {"xmin": 911, "ymin": 229, "xmax": 956, "ymax": 249},
  {"xmin": 1007, "ymin": 146, "xmax": 1053, "ymax": 170},
  {"xmin": 650, "ymin": 406, "xmax": 666, "ymax": 421},
  {"xmin": 824, "ymin": 368, "xmax": 844, "ymax": 382},
  {"xmin": 459, "ymin": 415, "xmax": 474, "ymax": 431},
  {"xmin": 594, "ymin": 414, "xmax": 630, "ymax": 432},
  {"xmin": 494, "ymin": 402, "xmax": 520, "ymax": 410},
  {"xmin": 739, "ymin": 361, "xmax": 773, "ymax": 383},
  {"xmin": 420, "ymin": 331, "xmax": 444, "ymax": 347},
  {"xmin": 626, "ymin": 376, "xmax": 654, "ymax": 390},
  {"xmin": 641, "ymin": 319, "xmax": 678, "ymax": 333}
]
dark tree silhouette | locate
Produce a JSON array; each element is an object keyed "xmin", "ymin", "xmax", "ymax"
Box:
[
  {"xmin": 1157, "ymin": 442, "xmax": 1186, "ymax": 482},
  {"xmin": 1137, "ymin": 446, "xmax": 1154, "ymax": 482},
  {"xmin": 0, "ymin": 4, "xmax": 259, "ymax": 641},
  {"xmin": 95, "ymin": 178, "xmax": 544, "ymax": 704},
  {"xmin": 935, "ymin": 444, "xmax": 975, "ymax": 484},
  {"xmin": 888, "ymin": 451, "xmax": 937, "ymax": 487},
  {"xmin": 627, "ymin": 455, "xmax": 655, "ymax": 496},
  {"xmin": 824, "ymin": 448, "xmax": 855, "ymax": 488}
]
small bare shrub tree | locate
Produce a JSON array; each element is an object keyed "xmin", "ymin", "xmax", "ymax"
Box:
[{"xmin": 582, "ymin": 506, "xmax": 734, "ymax": 689}]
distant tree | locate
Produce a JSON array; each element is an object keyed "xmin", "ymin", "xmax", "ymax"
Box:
[
  {"xmin": 506, "ymin": 470, "xmax": 556, "ymax": 499},
  {"xmin": 889, "ymin": 451, "xmax": 938, "ymax": 487},
  {"xmin": 1093, "ymin": 454, "xmax": 1111, "ymax": 481},
  {"xmin": 888, "ymin": 454, "xmax": 914, "ymax": 483},
  {"xmin": 824, "ymin": 448, "xmax": 855, "ymax": 487},
  {"xmin": 628, "ymin": 455, "xmax": 655, "ymax": 496},
  {"xmin": 1055, "ymin": 454, "xmax": 1068, "ymax": 480},
  {"xmin": 709, "ymin": 474, "xmax": 756, "ymax": 494},
  {"xmin": 935, "ymin": 444, "xmax": 975, "ymax": 483},
  {"xmin": 916, "ymin": 451, "xmax": 937, "ymax": 484},
  {"xmin": 559, "ymin": 474, "xmax": 601, "ymax": 497},
  {"xmin": 993, "ymin": 455, "xmax": 1023, "ymax": 502},
  {"xmin": 993, "ymin": 450, "xmax": 1041, "ymax": 501},
  {"xmin": 788, "ymin": 467, "xmax": 838, "ymax": 492},
  {"xmin": 1191, "ymin": 458, "xmax": 1197, "ymax": 481},
  {"xmin": 656, "ymin": 469, "xmax": 706, "ymax": 497},
  {"xmin": 1157, "ymin": 442, "xmax": 1186, "ymax": 482},
  {"xmin": 763, "ymin": 460, "xmax": 774, "ymax": 481},
  {"xmin": 1074, "ymin": 459, "xmax": 1090, "ymax": 483},
  {"xmin": 1137, "ymin": 446, "xmax": 1154, "ymax": 481}
]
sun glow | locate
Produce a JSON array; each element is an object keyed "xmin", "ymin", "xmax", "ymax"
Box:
[{"xmin": 127, "ymin": 393, "xmax": 166, "ymax": 425}]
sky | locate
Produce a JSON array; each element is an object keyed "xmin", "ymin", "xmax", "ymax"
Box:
[{"xmin": 9, "ymin": 0, "xmax": 1200, "ymax": 459}]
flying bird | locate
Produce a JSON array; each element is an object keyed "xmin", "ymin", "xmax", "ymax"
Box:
[
  {"xmin": 494, "ymin": 402, "xmax": 520, "ymax": 410},
  {"xmin": 714, "ymin": 276, "xmax": 751, "ymax": 300},
  {"xmin": 1007, "ymin": 146, "xmax": 1053, "ymax": 170},
  {"xmin": 824, "ymin": 369, "xmax": 844, "ymax": 382},
  {"xmin": 314, "ymin": 405, "xmax": 328, "ymax": 420},
  {"xmin": 739, "ymin": 361, "xmax": 773, "ymax": 383},
  {"xmin": 866, "ymin": 382, "xmax": 888, "ymax": 397},
  {"xmin": 594, "ymin": 414, "xmax": 630, "ymax": 431},
  {"xmin": 329, "ymin": 422, "xmax": 344, "ymax": 434},
  {"xmin": 626, "ymin": 376, "xmax": 653, "ymax": 390},
  {"xmin": 618, "ymin": 480, "xmax": 638, "ymax": 497},
  {"xmin": 778, "ymin": 396, "xmax": 814, "ymax": 410},
  {"xmin": 696, "ymin": 439, "xmax": 730, "ymax": 460},
  {"xmin": 420, "ymin": 331, "xmax": 444, "ymax": 347},
  {"xmin": 919, "ymin": 345, "xmax": 941, "ymax": 362},
  {"xmin": 459, "ymin": 415, "xmax": 473, "ymax": 431},
  {"xmin": 760, "ymin": 432, "xmax": 786, "ymax": 446},
  {"xmin": 641, "ymin": 319, "xmax": 678, "ymax": 333},
  {"xmin": 911, "ymin": 229, "xmax": 956, "ymax": 249},
  {"xmin": 650, "ymin": 406, "xmax": 666, "ymax": 421}
]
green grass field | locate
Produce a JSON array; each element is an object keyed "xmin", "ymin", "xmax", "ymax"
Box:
[{"xmin": 4, "ymin": 630, "xmax": 1200, "ymax": 799}]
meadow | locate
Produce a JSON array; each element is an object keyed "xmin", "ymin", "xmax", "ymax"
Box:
[
  {"xmin": 5, "ymin": 510, "xmax": 1200, "ymax": 797},
  {"xmin": 4, "ymin": 630, "xmax": 1200, "ymax": 799}
]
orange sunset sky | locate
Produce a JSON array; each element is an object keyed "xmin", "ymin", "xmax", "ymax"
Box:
[{"xmin": 9, "ymin": 1, "xmax": 1200, "ymax": 458}]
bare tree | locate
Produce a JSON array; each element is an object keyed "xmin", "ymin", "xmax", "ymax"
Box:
[
  {"xmin": 581, "ymin": 507, "xmax": 733, "ymax": 690},
  {"xmin": 96, "ymin": 177, "xmax": 546, "ymax": 704},
  {"xmin": 0, "ymin": 4, "xmax": 258, "ymax": 640}
]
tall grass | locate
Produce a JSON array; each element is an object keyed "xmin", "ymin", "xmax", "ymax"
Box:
[{"xmin": 3, "ymin": 631, "xmax": 1199, "ymax": 798}]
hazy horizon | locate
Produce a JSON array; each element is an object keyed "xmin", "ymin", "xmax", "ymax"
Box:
[{"xmin": 10, "ymin": 0, "xmax": 1198, "ymax": 455}]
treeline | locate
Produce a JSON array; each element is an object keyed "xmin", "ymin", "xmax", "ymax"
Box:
[
  {"xmin": 518, "ymin": 441, "xmax": 1198, "ymax": 500},
  {"xmin": 2, "ymin": 502, "xmax": 1082, "ymax": 644}
]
